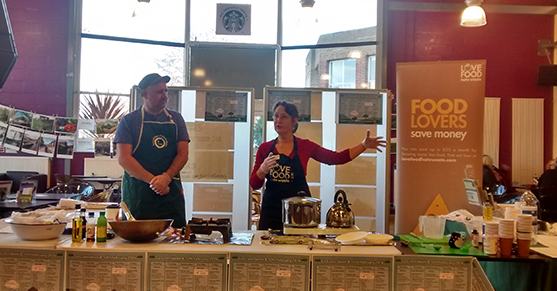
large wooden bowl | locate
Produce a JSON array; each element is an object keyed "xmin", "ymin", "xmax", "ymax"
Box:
[{"xmin": 108, "ymin": 219, "xmax": 173, "ymax": 242}]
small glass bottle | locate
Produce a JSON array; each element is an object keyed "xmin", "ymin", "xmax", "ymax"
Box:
[
  {"xmin": 71, "ymin": 204, "xmax": 83, "ymax": 243},
  {"xmin": 86, "ymin": 212, "xmax": 96, "ymax": 242},
  {"xmin": 96, "ymin": 211, "xmax": 107, "ymax": 242},
  {"xmin": 471, "ymin": 229, "xmax": 480, "ymax": 247},
  {"xmin": 80, "ymin": 208, "xmax": 87, "ymax": 239}
]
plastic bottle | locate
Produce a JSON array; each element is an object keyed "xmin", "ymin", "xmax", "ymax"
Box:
[
  {"xmin": 80, "ymin": 208, "xmax": 87, "ymax": 239},
  {"xmin": 71, "ymin": 204, "xmax": 83, "ymax": 243},
  {"xmin": 86, "ymin": 212, "xmax": 96, "ymax": 242},
  {"xmin": 96, "ymin": 211, "xmax": 107, "ymax": 242},
  {"xmin": 482, "ymin": 200, "xmax": 493, "ymax": 221}
]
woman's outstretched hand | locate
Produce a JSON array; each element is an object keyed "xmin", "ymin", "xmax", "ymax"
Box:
[{"xmin": 362, "ymin": 129, "xmax": 387, "ymax": 152}]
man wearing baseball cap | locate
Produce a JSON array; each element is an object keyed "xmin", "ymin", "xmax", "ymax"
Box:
[{"xmin": 114, "ymin": 73, "xmax": 190, "ymax": 228}]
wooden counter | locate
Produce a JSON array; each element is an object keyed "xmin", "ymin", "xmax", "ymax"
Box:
[{"xmin": 55, "ymin": 233, "xmax": 402, "ymax": 256}]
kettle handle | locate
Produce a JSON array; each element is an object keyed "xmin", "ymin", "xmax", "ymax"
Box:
[{"xmin": 334, "ymin": 190, "xmax": 347, "ymax": 204}]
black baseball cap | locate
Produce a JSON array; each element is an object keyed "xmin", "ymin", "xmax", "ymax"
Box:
[{"xmin": 138, "ymin": 73, "xmax": 170, "ymax": 90}]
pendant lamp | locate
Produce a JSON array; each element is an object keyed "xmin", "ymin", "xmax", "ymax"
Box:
[{"xmin": 461, "ymin": 0, "xmax": 487, "ymax": 27}]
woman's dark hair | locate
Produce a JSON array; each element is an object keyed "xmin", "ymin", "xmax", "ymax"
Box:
[{"xmin": 273, "ymin": 101, "xmax": 299, "ymax": 133}]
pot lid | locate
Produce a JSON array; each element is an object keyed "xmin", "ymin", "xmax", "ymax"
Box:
[{"xmin": 283, "ymin": 196, "xmax": 321, "ymax": 204}]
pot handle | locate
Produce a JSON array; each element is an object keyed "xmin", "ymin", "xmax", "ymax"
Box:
[
  {"xmin": 334, "ymin": 190, "xmax": 347, "ymax": 204},
  {"xmin": 297, "ymin": 191, "xmax": 307, "ymax": 197}
]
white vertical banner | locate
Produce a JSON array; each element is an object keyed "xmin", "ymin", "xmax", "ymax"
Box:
[{"xmin": 216, "ymin": 4, "xmax": 251, "ymax": 35}]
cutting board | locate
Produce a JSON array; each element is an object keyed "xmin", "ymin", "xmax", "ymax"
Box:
[
  {"xmin": 398, "ymin": 234, "xmax": 449, "ymax": 244},
  {"xmin": 410, "ymin": 244, "xmax": 488, "ymax": 257}
]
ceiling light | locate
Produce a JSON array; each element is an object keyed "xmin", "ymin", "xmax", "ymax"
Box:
[
  {"xmin": 461, "ymin": 0, "xmax": 487, "ymax": 27},
  {"xmin": 300, "ymin": 0, "xmax": 315, "ymax": 8}
]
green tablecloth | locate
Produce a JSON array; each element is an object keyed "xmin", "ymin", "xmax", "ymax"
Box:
[{"xmin": 479, "ymin": 258, "xmax": 556, "ymax": 291}]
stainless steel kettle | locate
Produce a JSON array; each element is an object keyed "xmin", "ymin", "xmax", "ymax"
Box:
[{"xmin": 326, "ymin": 190, "xmax": 355, "ymax": 228}]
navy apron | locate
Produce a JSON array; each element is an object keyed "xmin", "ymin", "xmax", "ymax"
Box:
[
  {"xmin": 258, "ymin": 137, "xmax": 311, "ymax": 231},
  {"xmin": 122, "ymin": 107, "xmax": 186, "ymax": 228}
]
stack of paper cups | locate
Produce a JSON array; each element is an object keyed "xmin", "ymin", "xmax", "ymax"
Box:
[
  {"xmin": 520, "ymin": 205, "xmax": 538, "ymax": 245},
  {"xmin": 516, "ymin": 214, "xmax": 532, "ymax": 257},
  {"xmin": 504, "ymin": 206, "xmax": 521, "ymax": 220},
  {"xmin": 499, "ymin": 219, "xmax": 515, "ymax": 256},
  {"xmin": 483, "ymin": 221, "xmax": 499, "ymax": 255}
]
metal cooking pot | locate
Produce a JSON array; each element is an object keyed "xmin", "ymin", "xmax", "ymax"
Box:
[
  {"xmin": 282, "ymin": 192, "xmax": 321, "ymax": 228},
  {"xmin": 326, "ymin": 190, "xmax": 355, "ymax": 228}
]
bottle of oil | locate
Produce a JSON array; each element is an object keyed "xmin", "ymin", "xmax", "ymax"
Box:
[
  {"xmin": 483, "ymin": 199, "xmax": 493, "ymax": 221},
  {"xmin": 80, "ymin": 208, "xmax": 87, "ymax": 239},
  {"xmin": 86, "ymin": 212, "xmax": 96, "ymax": 242},
  {"xmin": 71, "ymin": 204, "xmax": 83, "ymax": 243}
]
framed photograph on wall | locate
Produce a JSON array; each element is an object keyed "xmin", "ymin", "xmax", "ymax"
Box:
[
  {"xmin": 56, "ymin": 134, "xmax": 75, "ymax": 159},
  {"xmin": 338, "ymin": 92, "xmax": 382, "ymax": 124},
  {"xmin": 267, "ymin": 90, "xmax": 311, "ymax": 122},
  {"xmin": 38, "ymin": 133, "xmax": 57, "ymax": 158},
  {"xmin": 31, "ymin": 113, "xmax": 55, "ymax": 132},
  {"xmin": 9, "ymin": 110, "xmax": 32, "ymax": 128},
  {"xmin": 205, "ymin": 91, "xmax": 248, "ymax": 122}
]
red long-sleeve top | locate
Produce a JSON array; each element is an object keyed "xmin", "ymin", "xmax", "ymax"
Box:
[{"xmin": 250, "ymin": 137, "xmax": 352, "ymax": 190}]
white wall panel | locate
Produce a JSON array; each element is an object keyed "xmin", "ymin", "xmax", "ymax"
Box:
[
  {"xmin": 512, "ymin": 98, "xmax": 544, "ymax": 184},
  {"xmin": 483, "ymin": 97, "xmax": 500, "ymax": 166},
  {"xmin": 84, "ymin": 158, "xmax": 124, "ymax": 178}
]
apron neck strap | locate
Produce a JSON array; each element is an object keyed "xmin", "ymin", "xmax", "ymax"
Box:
[{"xmin": 269, "ymin": 136, "xmax": 298, "ymax": 156}]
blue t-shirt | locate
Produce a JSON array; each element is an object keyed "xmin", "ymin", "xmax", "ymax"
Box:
[{"xmin": 113, "ymin": 107, "xmax": 190, "ymax": 149}]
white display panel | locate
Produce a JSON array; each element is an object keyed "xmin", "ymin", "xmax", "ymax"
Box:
[{"xmin": 263, "ymin": 88, "xmax": 391, "ymax": 233}]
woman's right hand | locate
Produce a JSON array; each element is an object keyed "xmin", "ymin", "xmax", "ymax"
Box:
[{"xmin": 260, "ymin": 153, "xmax": 278, "ymax": 174}]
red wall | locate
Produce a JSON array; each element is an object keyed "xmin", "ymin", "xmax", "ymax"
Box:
[
  {"xmin": 387, "ymin": 4, "xmax": 555, "ymax": 175},
  {"xmin": 0, "ymin": 0, "xmax": 70, "ymax": 183},
  {"xmin": 1, "ymin": 0, "xmax": 69, "ymax": 116}
]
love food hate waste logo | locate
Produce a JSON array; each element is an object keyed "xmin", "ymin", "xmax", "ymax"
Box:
[
  {"xmin": 409, "ymin": 98, "xmax": 469, "ymax": 141},
  {"xmin": 152, "ymin": 135, "xmax": 168, "ymax": 149},
  {"xmin": 460, "ymin": 63, "xmax": 483, "ymax": 82}
]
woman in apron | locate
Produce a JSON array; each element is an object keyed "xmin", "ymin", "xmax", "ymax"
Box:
[{"xmin": 250, "ymin": 101, "xmax": 387, "ymax": 231}]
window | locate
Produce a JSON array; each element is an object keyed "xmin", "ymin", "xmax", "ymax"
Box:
[
  {"xmin": 82, "ymin": 0, "xmax": 185, "ymax": 43},
  {"xmin": 329, "ymin": 59, "xmax": 356, "ymax": 88},
  {"xmin": 282, "ymin": 0, "xmax": 378, "ymax": 46},
  {"xmin": 368, "ymin": 55, "xmax": 376, "ymax": 89}
]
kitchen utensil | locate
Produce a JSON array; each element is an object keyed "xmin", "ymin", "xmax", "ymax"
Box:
[
  {"xmin": 335, "ymin": 231, "xmax": 367, "ymax": 244},
  {"xmin": 409, "ymin": 232, "xmax": 424, "ymax": 241},
  {"xmin": 326, "ymin": 190, "xmax": 355, "ymax": 228},
  {"xmin": 108, "ymin": 219, "xmax": 172, "ymax": 242},
  {"xmin": 282, "ymin": 191, "xmax": 321, "ymax": 228},
  {"xmin": 398, "ymin": 234, "xmax": 449, "ymax": 244},
  {"xmin": 365, "ymin": 233, "xmax": 394, "ymax": 244},
  {"xmin": 6, "ymin": 220, "xmax": 67, "ymax": 240},
  {"xmin": 418, "ymin": 215, "xmax": 446, "ymax": 239},
  {"xmin": 119, "ymin": 202, "xmax": 136, "ymax": 221}
]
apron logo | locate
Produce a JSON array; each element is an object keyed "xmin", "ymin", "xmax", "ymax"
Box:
[
  {"xmin": 152, "ymin": 135, "xmax": 168, "ymax": 149},
  {"xmin": 269, "ymin": 165, "xmax": 294, "ymax": 183}
]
